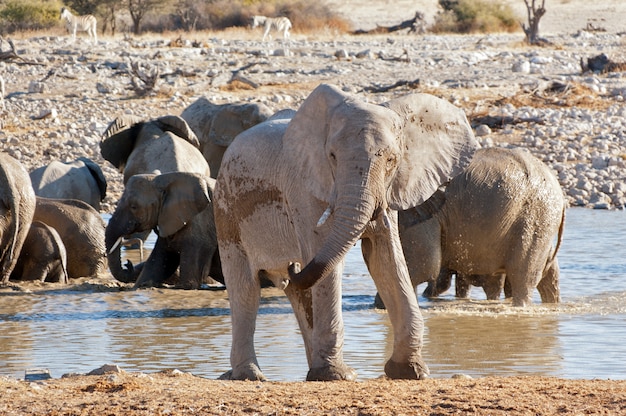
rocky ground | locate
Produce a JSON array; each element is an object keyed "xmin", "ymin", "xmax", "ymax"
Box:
[
  {"xmin": 1, "ymin": 0, "xmax": 626, "ymax": 413},
  {"xmin": 2, "ymin": 23, "xmax": 626, "ymax": 211}
]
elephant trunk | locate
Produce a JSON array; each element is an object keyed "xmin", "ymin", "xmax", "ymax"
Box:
[
  {"xmin": 289, "ymin": 162, "xmax": 381, "ymax": 290},
  {"xmin": 105, "ymin": 214, "xmax": 139, "ymax": 283}
]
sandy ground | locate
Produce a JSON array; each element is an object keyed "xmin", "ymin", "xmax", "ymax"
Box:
[
  {"xmin": 2, "ymin": 0, "xmax": 626, "ymax": 414},
  {"xmin": 2, "ymin": 371, "xmax": 626, "ymax": 415}
]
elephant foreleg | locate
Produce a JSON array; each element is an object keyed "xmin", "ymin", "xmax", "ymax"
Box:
[
  {"xmin": 219, "ymin": 247, "xmax": 264, "ymax": 381},
  {"xmin": 134, "ymin": 237, "xmax": 179, "ymax": 288},
  {"xmin": 285, "ymin": 268, "xmax": 356, "ymax": 381},
  {"xmin": 361, "ymin": 213, "xmax": 429, "ymax": 380}
]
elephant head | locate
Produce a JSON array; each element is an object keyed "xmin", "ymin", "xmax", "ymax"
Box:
[
  {"xmin": 284, "ymin": 84, "xmax": 477, "ymax": 290},
  {"xmin": 105, "ymin": 172, "xmax": 210, "ymax": 283},
  {"xmin": 100, "ymin": 115, "xmax": 200, "ymax": 172}
]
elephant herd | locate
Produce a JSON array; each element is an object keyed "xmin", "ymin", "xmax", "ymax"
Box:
[{"xmin": 0, "ymin": 83, "xmax": 566, "ymax": 381}]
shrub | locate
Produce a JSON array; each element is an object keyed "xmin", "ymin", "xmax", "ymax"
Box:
[
  {"xmin": 430, "ymin": 0, "xmax": 520, "ymax": 34},
  {"xmin": 0, "ymin": 0, "xmax": 64, "ymax": 33}
]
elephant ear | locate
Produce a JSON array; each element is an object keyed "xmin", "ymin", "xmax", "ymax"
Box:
[
  {"xmin": 100, "ymin": 115, "xmax": 143, "ymax": 171},
  {"xmin": 154, "ymin": 172, "xmax": 210, "ymax": 238},
  {"xmin": 209, "ymin": 103, "xmax": 273, "ymax": 147},
  {"xmin": 77, "ymin": 157, "xmax": 107, "ymax": 202},
  {"xmin": 383, "ymin": 94, "xmax": 478, "ymax": 210},
  {"xmin": 282, "ymin": 84, "xmax": 348, "ymax": 203},
  {"xmin": 155, "ymin": 115, "xmax": 200, "ymax": 149}
]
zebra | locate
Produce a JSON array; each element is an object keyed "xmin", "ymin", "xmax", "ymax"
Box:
[
  {"xmin": 251, "ymin": 15, "xmax": 292, "ymax": 42},
  {"xmin": 60, "ymin": 8, "xmax": 97, "ymax": 44}
]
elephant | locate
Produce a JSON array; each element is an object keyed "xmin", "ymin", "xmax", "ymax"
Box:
[
  {"xmin": 100, "ymin": 114, "xmax": 211, "ymax": 184},
  {"xmin": 0, "ymin": 152, "xmax": 36, "ymax": 284},
  {"xmin": 213, "ymin": 83, "xmax": 478, "ymax": 381},
  {"xmin": 396, "ymin": 147, "xmax": 566, "ymax": 307},
  {"xmin": 33, "ymin": 197, "xmax": 106, "ymax": 279},
  {"xmin": 180, "ymin": 98, "xmax": 274, "ymax": 178},
  {"xmin": 29, "ymin": 157, "xmax": 107, "ymax": 211},
  {"xmin": 105, "ymin": 171, "xmax": 223, "ymax": 289},
  {"xmin": 11, "ymin": 221, "xmax": 68, "ymax": 283}
]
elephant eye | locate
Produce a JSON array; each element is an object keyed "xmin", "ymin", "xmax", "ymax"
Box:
[
  {"xmin": 329, "ymin": 152, "xmax": 336, "ymax": 161},
  {"xmin": 386, "ymin": 155, "xmax": 397, "ymax": 170}
]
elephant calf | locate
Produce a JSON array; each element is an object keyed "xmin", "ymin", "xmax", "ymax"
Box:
[
  {"xmin": 106, "ymin": 171, "xmax": 223, "ymax": 289},
  {"xmin": 11, "ymin": 221, "xmax": 68, "ymax": 283},
  {"xmin": 397, "ymin": 147, "xmax": 566, "ymax": 307}
]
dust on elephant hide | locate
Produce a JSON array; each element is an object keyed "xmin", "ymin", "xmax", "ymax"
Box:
[
  {"xmin": 397, "ymin": 147, "xmax": 566, "ymax": 307},
  {"xmin": 181, "ymin": 98, "xmax": 274, "ymax": 178},
  {"xmin": 29, "ymin": 157, "xmax": 107, "ymax": 211},
  {"xmin": 100, "ymin": 114, "xmax": 211, "ymax": 184},
  {"xmin": 105, "ymin": 171, "xmax": 223, "ymax": 289},
  {"xmin": 11, "ymin": 221, "xmax": 68, "ymax": 283},
  {"xmin": 214, "ymin": 83, "xmax": 477, "ymax": 381},
  {"xmin": 33, "ymin": 197, "xmax": 106, "ymax": 279},
  {"xmin": 0, "ymin": 152, "xmax": 36, "ymax": 283}
]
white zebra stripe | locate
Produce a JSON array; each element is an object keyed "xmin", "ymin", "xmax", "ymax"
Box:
[
  {"xmin": 251, "ymin": 15, "xmax": 292, "ymax": 41},
  {"xmin": 60, "ymin": 8, "xmax": 97, "ymax": 44}
]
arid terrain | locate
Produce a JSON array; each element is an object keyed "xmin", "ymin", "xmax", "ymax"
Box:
[{"xmin": 1, "ymin": 0, "xmax": 626, "ymax": 414}]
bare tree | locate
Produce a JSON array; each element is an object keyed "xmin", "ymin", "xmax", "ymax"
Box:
[
  {"xmin": 127, "ymin": 0, "xmax": 169, "ymax": 35},
  {"xmin": 521, "ymin": 0, "xmax": 546, "ymax": 44}
]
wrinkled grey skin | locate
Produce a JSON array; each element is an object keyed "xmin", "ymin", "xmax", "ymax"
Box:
[
  {"xmin": 100, "ymin": 114, "xmax": 212, "ymax": 282},
  {"xmin": 181, "ymin": 98, "xmax": 274, "ymax": 178},
  {"xmin": 0, "ymin": 153, "xmax": 36, "ymax": 284},
  {"xmin": 100, "ymin": 114, "xmax": 211, "ymax": 184},
  {"xmin": 33, "ymin": 197, "xmax": 106, "ymax": 279},
  {"xmin": 11, "ymin": 221, "xmax": 68, "ymax": 284},
  {"xmin": 214, "ymin": 84, "xmax": 477, "ymax": 381},
  {"xmin": 397, "ymin": 147, "xmax": 565, "ymax": 307},
  {"xmin": 105, "ymin": 172, "xmax": 223, "ymax": 289},
  {"xmin": 30, "ymin": 157, "xmax": 107, "ymax": 211}
]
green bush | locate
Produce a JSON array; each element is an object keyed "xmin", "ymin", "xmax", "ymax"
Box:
[
  {"xmin": 431, "ymin": 0, "xmax": 519, "ymax": 34},
  {"xmin": 0, "ymin": 0, "xmax": 64, "ymax": 33}
]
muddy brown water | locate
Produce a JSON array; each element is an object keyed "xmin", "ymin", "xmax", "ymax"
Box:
[{"xmin": 1, "ymin": 208, "xmax": 625, "ymax": 381}]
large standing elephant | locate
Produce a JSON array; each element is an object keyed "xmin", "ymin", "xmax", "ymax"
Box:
[
  {"xmin": 11, "ymin": 221, "xmax": 68, "ymax": 284},
  {"xmin": 180, "ymin": 98, "xmax": 274, "ymax": 178},
  {"xmin": 214, "ymin": 84, "xmax": 477, "ymax": 381},
  {"xmin": 100, "ymin": 114, "xmax": 211, "ymax": 184},
  {"xmin": 105, "ymin": 171, "xmax": 223, "ymax": 289},
  {"xmin": 29, "ymin": 157, "xmax": 107, "ymax": 211},
  {"xmin": 34, "ymin": 197, "xmax": 106, "ymax": 279},
  {"xmin": 397, "ymin": 147, "xmax": 566, "ymax": 307},
  {"xmin": 0, "ymin": 152, "xmax": 36, "ymax": 283}
]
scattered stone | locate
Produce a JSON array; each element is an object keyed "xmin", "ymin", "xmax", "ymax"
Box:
[{"xmin": 87, "ymin": 364, "xmax": 124, "ymax": 376}]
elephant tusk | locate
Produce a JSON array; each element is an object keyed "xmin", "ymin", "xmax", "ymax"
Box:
[
  {"xmin": 316, "ymin": 206, "xmax": 332, "ymax": 227},
  {"xmin": 108, "ymin": 236, "xmax": 124, "ymax": 255}
]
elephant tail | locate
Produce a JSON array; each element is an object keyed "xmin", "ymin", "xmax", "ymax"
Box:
[{"xmin": 546, "ymin": 206, "xmax": 565, "ymax": 269}]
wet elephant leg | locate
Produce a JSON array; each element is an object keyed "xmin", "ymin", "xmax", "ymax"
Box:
[
  {"xmin": 537, "ymin": 258, "xmax": 560, "ymax": 303},
  {"xmin": 361, "ymin": 214, "xmax": 428, "ymax": 380},
  {"xmin": 220, "ymin": 248, "xmax": 264, "ymax": 381},
  {"xmin": 135, "ymin": 237, "xmax": 179, "ymax": 287},
  {"xmin": 286, "ymin": 269, "xmax": 355, "ymax": 381}
]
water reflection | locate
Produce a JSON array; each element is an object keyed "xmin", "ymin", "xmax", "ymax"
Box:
[{"xmin": 0, "ymin": 208, "xmax": 625, "ymax": 380}]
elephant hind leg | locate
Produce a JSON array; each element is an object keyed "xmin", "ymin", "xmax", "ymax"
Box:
[{"xmin": 537, "ymin": 258, "xmax": 560, "ymax": 303}]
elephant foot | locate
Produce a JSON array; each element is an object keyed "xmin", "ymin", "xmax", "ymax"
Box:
[
  {"xmin": 306, "ymin": 364, "xmax": 357, "ymax": 381},
  {"xmin": 218, "ymin": 364, "xmax": 267, "ymax": 381},
  {"xmin": 384, "ymin": 358, "xmax": 429, "ymax": 380}
]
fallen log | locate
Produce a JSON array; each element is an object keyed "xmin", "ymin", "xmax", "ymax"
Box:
[
  {"xmin": 353, "ymin": 12, "xmax": 426, "ymax": 35},
  {"xmin": 363, "ymin": 78, "xmax": 420, "ymax": 93}
]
